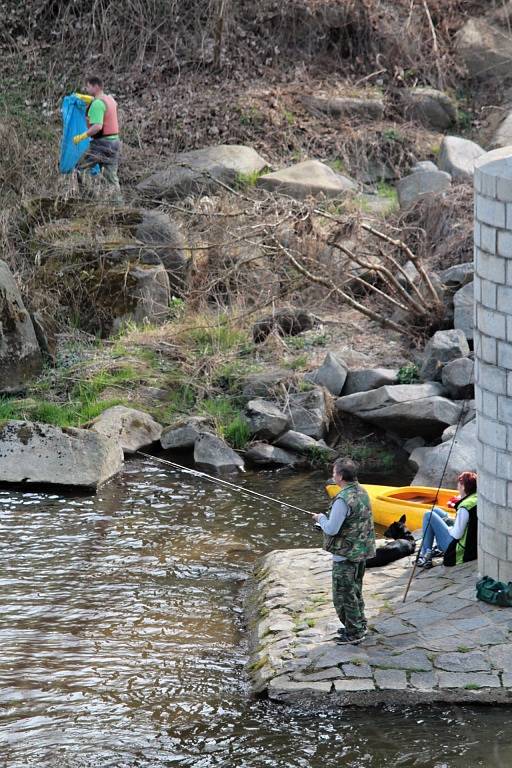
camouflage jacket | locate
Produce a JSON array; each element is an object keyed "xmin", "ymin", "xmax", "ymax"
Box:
[{"xmin": 323, "ymin": 482, "xmax": 376, "ymax": 562}]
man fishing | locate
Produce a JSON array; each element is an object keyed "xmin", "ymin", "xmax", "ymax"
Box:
[
  {"xmin": 314, "ymin": 458, "xmax": 376, "ymax": 645},
  {"xmin": 73, "ymin": 76, "xmax": 123, "ymax": 203}
]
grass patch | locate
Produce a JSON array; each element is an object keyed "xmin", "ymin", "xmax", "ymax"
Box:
[
  {"xmin": 283, "ymin": 354, "xmax": 308, "ymax": 371},
  {"xmin": 198, "ymin": 396, "xmax": 250, "ymax": 449},
  {"xmin": 464, "ymin": 683, "xmax": 481, "ymax": 690},
  {"xmin": 457, "ymin": 645, "xmax": 471, "ymax": 653},
  {"xmin": 235, "ymin": 169, "xmax": 263, "ymax": 188},
  {"xmin": 185, "ymin": 322, "xmax": 251, "ymax": 357},
  {"xmin": 397, "ymin": 362, "xmax": 419, "ymax": 384},
  {"xmin": 305, "ymin": 618, "xmax": 316, "ymax": 628}
]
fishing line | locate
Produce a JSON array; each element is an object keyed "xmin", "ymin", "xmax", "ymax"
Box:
[{"xmin": 136, "ymin": 451, "xmax": 316, "ymax": 516}]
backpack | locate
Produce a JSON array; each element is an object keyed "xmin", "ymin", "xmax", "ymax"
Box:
[{"xmin": 476, "ymin": 576, "xmax": 512, "ymax": 607}]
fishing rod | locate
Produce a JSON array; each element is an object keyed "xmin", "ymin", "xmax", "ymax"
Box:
[
  {"xmin": 402, "ymin": 390, "xmax": 472, "ymax": 603},
  {"xmin": 136, "ymin": 451, "xmax": 317, "ymax": 516}
]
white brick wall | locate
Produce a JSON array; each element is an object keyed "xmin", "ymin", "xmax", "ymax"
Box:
[{"xmin": 474, "ymin": 150, "xmax": 512, "ymax": 579}]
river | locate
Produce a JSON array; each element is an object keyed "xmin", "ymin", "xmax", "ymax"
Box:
[{"xmin": 1, "ymin": 457, "xmax": 512, "ymax": 767}]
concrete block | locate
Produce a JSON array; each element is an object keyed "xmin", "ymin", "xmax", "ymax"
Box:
[
  {"xmin": 476, "ymin": 195, "xmax": 505, "ymax": 227},
  {"xmin": 497, "ymin": 176, "xmax": 512, "ymax": 201},
  {"xmin": 474, "ymin": 221, "xmax": 481, "ymax": 248},
  {"xmin": 497, "ymin": 285, "xmax": 512, "ymax": 313},
  {"xmin": 476, "ymin": 306, "xmax": 506, "ymax": 339},
  {"xmin": 475, "ymin": 387, "xmax": 483, "ymax": 412},
  {"xmin": 498, "ymin": 558, "xmax": 512, "ymax": 583},
  {"xmin": 483, "ymin": 390, "xmax": 498, "ymax": 420},
  {"xmin": 497, "ymin": 230, "xmax": 512, "ymax": 258},
  {"xmin": 480, "ymin": 468, "xmax": 507, "ymax": 505},
  {"xmin": 478, "ymin": 414, "xmax": 507, "ymax": 449},
  {"xmin": 479, "ymin": 548, "xmax": 499, "ymax": 580},
  {"xmin": 498, "ymin": 340, "xmax": 512, "ymax": 369},
  {"xmin": 479, "ymin": 522, "xmax": 508, "ymax": 560},
  {"xmin": 480, "ymin": 172, "xmax": 497, "ymax": 199},
  {"xmin": 481, "ymin": 280, "xmax": 497, "ymax": 309},
  {"xmin": 479, "ymin": 497, "xmax": 498, "ymax": 529},
  {"xmin": 506, "ymin": 203, "xmax": 512, "ymax": 230},
  {"xmin": 474, "ymin": 275, "xmax": 482, "ymax": 304},
  {"xmin": 495, "ymin": 505, "xmax": 512, "ymax": 536},
  {"xmin": 476, "ymin": 252, "xmax": 506, "ymax": 283},
  {"xmin": 476, "ymin": 360, "xmax": 507, "ymax": 393},
  {"xmin": 480, "ymin": 223, "xmax": 496, "ymax": 254},
  {"xmin": 481, "ymin": 334, "xmax": 497, "ymax": 364},
  {"xmin": 498, "ymin": 394, "xmax": 512, "ymax": 424},
  {"xmin": 483, "ymin": 444, "xmax": 498, "ymax": 475}
]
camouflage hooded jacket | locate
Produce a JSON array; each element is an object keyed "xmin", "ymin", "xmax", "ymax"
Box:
[{"xmin": 323, "ymin": 482, "xmax": 376, "ymax": 562}]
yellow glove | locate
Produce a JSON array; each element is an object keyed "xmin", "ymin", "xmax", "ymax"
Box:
[
  {"xmin": 73, "ymin": 132, "xmax": 89, "ymax": 144},
  {"xmin": 75, "ymin": 92, "xmax": 94, "ymax": 104}
]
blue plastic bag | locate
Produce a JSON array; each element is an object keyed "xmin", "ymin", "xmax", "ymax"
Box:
[{"xmin": 59, "ymin": 94, "xmax": 99, "ymax": 175}]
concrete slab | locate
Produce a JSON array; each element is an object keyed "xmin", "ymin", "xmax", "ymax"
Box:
[{"xmin": 247, "ymin": 548, "xmax": 512, "ymax": 706}]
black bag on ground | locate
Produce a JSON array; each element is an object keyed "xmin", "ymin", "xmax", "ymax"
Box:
[{"xmin": 476, "ymin": 576, "xmax": 512, "ymax": 607}]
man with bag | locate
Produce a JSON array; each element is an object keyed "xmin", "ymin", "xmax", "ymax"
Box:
[
  {"xmin": 314, "ymin": 458, "xmax": 376, "ymax": 645},
  {"xmin": 73, "ymin": 76, "xmax": 123, "ymax": 204}
]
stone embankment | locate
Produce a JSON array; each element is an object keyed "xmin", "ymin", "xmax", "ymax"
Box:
[{"xmin": 247, "ymin": 548, "xmax": 512, "ymax": 706}]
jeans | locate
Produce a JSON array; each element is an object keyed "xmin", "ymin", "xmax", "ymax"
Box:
[{"xmin": 420, "ymin": 507, "xmax": 455, "ymax": 556}]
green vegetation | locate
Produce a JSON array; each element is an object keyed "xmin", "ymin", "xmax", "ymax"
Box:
[
  {"xmin": 397, "ymin": 362, "xmax": 420, "ymax": 384},
  {"xmin": 283, "ymin": 354, "xmax": 308, "ymax": 371},
  {"xmin": 198, "ymin": 396, "xmax": 250, "ymax": 449},
  {"xmin": 248, "ymin": 655, "xmax": 269, "ymax": 672},
  {"xmin": 238, "ymin": 106, "xmax": 263, "ymax": 127},
  {"xmin": 288, "ymin": 332, "xmax": 328, "ymax": 350},
  {"xmin": 307, "ymin": 445, "xmax": 333, "ymax": 467},
  {"xmin": 457, "ymin": 645, "xmax": 471, "ymax": 653},
  {"xmin": 235, "ymin": 169, "xmax": 263, "ymax": 188},
  {"xmin": 376, "ymin": 180, "xmax": 398, "ymax": 211},
  {"xmin": 329, "ymin": 158, "xmax": 346, "ymax": 173},
  {"xmin": 305, "ymin": 617, "xmax": 316, "ymax": 628},
  {"xmin": 186, "ymin": 322, "xmax": 251, "ymax": 357},
  {"xmin": 464, "ymin": 683, "xmax": 481, "ymax": 690},
  {"xmin": 383, "ymin": 128, "xmax": 404, "ymax": 143}
]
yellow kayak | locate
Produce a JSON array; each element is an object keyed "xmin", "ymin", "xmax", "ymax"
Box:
[{"xmin": 325, "ymin": 483, "xmax": 457, "ymax": 531}]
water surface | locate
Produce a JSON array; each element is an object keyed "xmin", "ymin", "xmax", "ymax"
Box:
[{"xmin": 1, "ymin": 459, "xmax": 511, "ymax": 767}]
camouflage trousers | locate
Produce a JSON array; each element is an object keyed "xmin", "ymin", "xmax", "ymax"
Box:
[{"xmin": 332, "ymin": 560, "xmax": 367, "ymax": 637}]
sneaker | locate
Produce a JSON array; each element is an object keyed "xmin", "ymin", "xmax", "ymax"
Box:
[
  {"xmin": 336, "ymin": 630, "xmax": 367, "ymax": 645},
  {"xmin": 431, "ymin": 547, "xmax": 444, "ymax": 558},
  {"xmin": 416, "ymin": 554, "xmax": 433, "ymax": 569}
]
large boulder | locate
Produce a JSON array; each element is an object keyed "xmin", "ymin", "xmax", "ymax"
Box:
[
  {"xmin": 275, "ymin": 430, "xmax": 336, "ymax": 456},
  {"xmin": 456, "ymin": 18, "xmax": 512, "ymax": 81},
  {"xmin": 441, "ymin": 357, "xmax": 474, "ymax": 399},
  {"xmin": 0, "ymin": 420, "xmax": 123, "ymax": 489},
  {"xmin": 342, "ymin": 367, "xmax": 398, "ymax": 396},
  {"xmin": 401, "ymin": 87, "xmax": 457, "ymax": 130},
  {"xmin": 135, "ymin": 210, "xmax": 188, "ymax": 290},
  {"xmin": 453, "ymin": 281, "xmax": 474, "ymax": 341},
  {"xmin": 336, "ymin": 382, "xmax": 463, "ymax": 438},
  {"xmin": 137, "ymin": 145, "xmax": 268, "ymax": 199},
  {"xmin": 246, "ymin": 442, "xmax": 300, "ymax": 467},
  {"xmin": 245, "ymin": 399, "xmax": 289, "ymax": 441},
  {"xmin": 304, "ymin": 352, "xmax": 348, "ymax": 395},
  {"xmin": 89, "ymin": 405, "xmax": 162, "ymax": 454},
  {"xmin": 411, "ymin": 161, "xmax": 439, "ymax": 174},
  {"xmin": 194, "ymin": 432, "xmax": 244, "ymax": 473},
  {"xmin": 253, "ymin": 308, "xmax": 318, "ymax": 343},
  {"xmin": 0, "ymin": 260, "xmax": 42, "ymax": 393},
  {"xmin": 241, "ymin": 368, "xmax": 294, "ymax": 399},
  {"xmin": 109, "ymin": 263, "xmax": 171, "ymax": 332},
  {"xmin": 257, "ymin": 160, "xmax": 356, "ymax": 200},
  {"xmin": 397, "ymin": 170, "xmax": 451, "ymax": 209},
  {"xmin": 491, "ymin": 109, "xmax": 512, "ymax": 148},
  {"xmin": 440, "ymin": 262, "xmax": 473, "ymax": 288},
  {"xmin": 285, "ymin": 387, "xmax": 330, "ymax": 439},
  {"xmin": 438, "ymin": 136, "xmax": 485, "ymax": 182},
  {"xmin": 420, "ymin": 329, "xmax": 470, "ymax": 382},
  {"xmin": 161, "ymin": 417, "xmax": 211, "ymax": 450},
  {"xmin": 409, "ymin": 420, "xmax": 477, "ymax": 487},
  {"xmin": 301, "ymin": 95, "xmax": 384, "ymax": 120}
]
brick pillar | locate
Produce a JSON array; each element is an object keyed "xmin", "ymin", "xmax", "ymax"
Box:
[{"xmin": 474, "ymin": 148, "xmax": 512, "ymax": 582}]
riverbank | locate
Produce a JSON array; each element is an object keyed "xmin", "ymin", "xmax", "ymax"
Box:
[{"xmin": 248, "ymin": 549, "xmax": 512, "ymax": 706}]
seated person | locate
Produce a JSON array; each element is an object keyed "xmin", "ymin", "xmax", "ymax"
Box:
[{"xmin": 417, "ymin": 471, "xmax": 477, "ymax": 568}]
